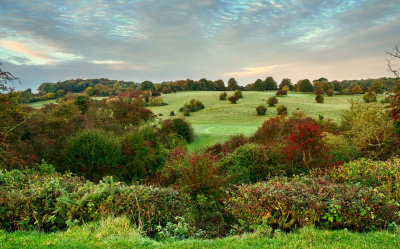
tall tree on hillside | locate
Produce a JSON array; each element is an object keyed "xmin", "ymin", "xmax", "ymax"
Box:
[
  {"xmin": 227, "ymin": 78, "xmax": 239, "ymax": 90},
  {"xmin": 369, "ymin": 79, "xmax": 384, "ymax": 94},
  {"xmin": 279, "ymin": 78, "xmax": 292, "ymax": 90},
  {"xmin": 298, "ymin": 79, "xmax": 314, "ymax": 92},
  {"xmin": 140, "ymin": 80, "xmax": 155, "ymax": 91},
  {"xmin": 213, "ymin": 79, "xmax": 226, "ymax": 91},
  {"xmin": 264, "ymin": 77, "xmax": 277, "ymax": 91},
  {"xmin": 253, "ymin": 79, "xmax": 266, "ymax": 91}
]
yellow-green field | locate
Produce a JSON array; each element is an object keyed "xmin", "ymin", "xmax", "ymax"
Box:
[{"xmin": 149, "ymin": 91, "xmax": 371, "ymax": 150}]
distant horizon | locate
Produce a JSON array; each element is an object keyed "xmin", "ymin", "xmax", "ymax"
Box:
[{"xmin": 1, "ymin": 0, "xmax": 399, "ymax": 91}]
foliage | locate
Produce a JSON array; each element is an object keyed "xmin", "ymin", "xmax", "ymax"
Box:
[
  {"xmin": 119, "ymin": 126, "xmax": 168, "ymax": 182},
  {"xmin": 227, "ymin": 78, "xmax": 239, "ymax": 90},
  {"xmin": 326, "ymin": 89, "xmax": 334, "ymax": 96},
  {"xmin": 63, "ymin": 129, "xmax": 122, "ymax": 181},
  {"xmin": 297, "ymin": 79, "xmax": 313, "ymax": 92},
  {"xmin": 315, "ymin": 94, "xmax": 324, "ymax": 103},
  {"xmin": 148, "ymin": 96, "xmax": 165, "ymax": 106},
  {"xmin": 352, "ymin": 85, "xmax": 363, "ymax": 94},
  {"xmin": 228, "ymin": 95, "xmax": 238, "ymax": 104},
  {"xmin": 276, "ymin": 90, "xmax": 288, "ymax": 97},
  {"xmin": 223, "ymin": 143, "xmax": 271, "ymax": 184},
  {"xmin": 159, "ymin": 118, "xmax": 194, "ymax": 143},
  {"xmin": 179, "ymin": 99, "xmax": 205, "ymax": 113},
  {"xmin": 74, "ymin": 95, "xmax": 90, "ymax": 113},
  {"xmin": 363, "ymin": 91, "xmax": 377, "ymax": 103},
  {"xmin": 111, "ymin": 99, "xmax": 155, "ymax": 126},
  {"xmin": 267, "ymin": 96, "xmax": 278, "ymax": 106},
  {"xmin": 224, "ymin": 176, "xmax": 398, "ymax": 232},
  {"xmin": 341, "ymin": 101, "xmax": 398, "ymax": 160},
  {"xmin": 234, "ymin": 90, "xmax": 243, "ymax": 98},
  {"xmin": 329, "ymin": 158, "xmax": 400, "ymax": 201},
  {"xmin": 323, "ymin": 133, "xmax": 361, "ymax": 163},
  {"xmin": 283, "ymin": 122, "xmax": 331, "ymax": 169},
  {"xmin": 219, "ymin": 92, "xmax": 227, "ymax": 100},
  {"xmin": 276, "ymin": 104, "xmax": 287, "ymax": 115},
  {"xmin": 256, "ymin": 105, "xmax": 267, "ymax": 116},
  {"xmin": 159, "ymin": 149, "xmax": 227, "ymax": 199}
]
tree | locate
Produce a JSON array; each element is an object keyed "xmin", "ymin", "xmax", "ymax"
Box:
[
  {"xmin": 253, "ymin": 79, "xmax": 265, "ymax": 91},
  {"xmin": 85, "ymin": 86, "xmax": 94, "ymax": 96},
  {"xmin": 386, "ymin": 45, "xmax": 400, "ymax": 79},
  {"xmin": 333, "ymin": 80, "xmax": 342, "ymax": 92},
  {"xmin": 264, "ymin": 76, "xmax": 277, "ymax": 91},
  {"xmin": 369, "ymin": 79, "xmax": 384, "ymax": 94},
  {"xmin": 352, "ymin": 85, "xmax": 363, "ymax": 94},
  {"xmin": 313, "ymin": 81, "xmax": 324, "ymax": 93},
  {"xmin": 279, "ymin": 78, "xmax": 292, "ymax": 90},
  {"xmin": 213, "ymin": 79, "xmax": 226, "ymax": 91},
  {"xmin": 298, "ymin": 79, "xmax": 313, "ymax": 92},
  {"xmin": 227, "ymin": 78, "xmax": 239, "ymax": 90},
  {"xmin": 140, "ymin": 80, "xmax": 155, "ymax": 91}
]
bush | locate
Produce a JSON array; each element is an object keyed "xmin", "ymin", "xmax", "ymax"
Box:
[
  {"xmin": 315, "ymin": 94, "xmax": 324, "ymax": 103},
  {"xmin": 148, "ymin": 96, "xmax": 165, "ymax": 106},
  {"xmin": 323, "ymin": 133, "xmax": 361, "ymax": 163},
  {"xmin": 63, "ymin": 129, "xmax": 122, "ymax": 182},
  {"xmin": 267, "ymin": 96, "xmax": 278, "ymax": 107},
  {"xmin": 256, "ymin": 105, "xmax": 267, "ymax": 115},
  {"xmin": 329, "ymin": 158, "xmax": 400, "ymax": 201},
  {"xmin": 276, "ymin": 90, "xmax": 287, "ymax": 97},
  {"xmin": 206, "ymin": 135, "xmax": 249, "ymax": 156},
  {"xmin": 228, "ymin": 95, "xmax": 238, "ymax": 104},
  {"xmin": 234, "ymin": 90, "xmax": 243, "ymax": 98},
  {"xmin": 119, "ymin": 126, "xmax": 168, "ymax": 182},
  {"xmin": 170, "ymin": 111, "xmax": 175, "ymax": 116},
  {"xmin": 326, "ymin": 89, "xmax": 334, "ymax": 96},
  {"xmin": 74, "ymin": 95, "xmax": 90, "ymax": 113},
  {"xmin": 179, "ymin": 99, "xmax": 204, "ymax": 113},
  {"xmin": 276, "ymin": 104, "xmax": 287, "ymax": 115},
  {"xmin": 363, "ymin": 91, "xmax": 377, "ymax": 103},
  {"xmin": 283, "ymin": 122, "xmax": 331, "ymax": 169},
  {"xmin": 159, "ymin": 118, "xmax": 194, "ymax": 143},
  {"xmin": 183, "ymin": 108, "xmax": 190, "ymax": 116},
  {"xmin": 111, "ymin": 100, "xmax": 155, "ymax": 126},
  {"xmin": 341, "ymin": 101, "xmax": 398, "ymax": 160},
  {"xmin": 223, "ymin": 144, "xmax": 271, "ymax": 184},
  {"xmin": 0, "ymin": 170, "xmax": 188, "ymax": 236},
  {"xmin": 224, "ymin": 176, "xmax": 398, "ymax": 232},
  {"xmin": 159, "ymin": 149, "xmax": 228, "ymax": 199},
  {"xmin": 219, "ymin": 92, "xmax": 227, "ymax": 100}
]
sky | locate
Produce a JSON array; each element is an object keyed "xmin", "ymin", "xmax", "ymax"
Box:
[{"xmin": 0, "ymin": 0, "xmax": 399, "ymax": 91}]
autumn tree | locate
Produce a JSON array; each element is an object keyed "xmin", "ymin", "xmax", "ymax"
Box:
[
  {"xmin": 352, "ymin": 85, "xmax": 363, "ymax": 94},
  {"xmin": 279, "ymin": 78, "xmax": 292, "ymax": 90},
  {"xmin": 253, "ymin": 79, "xmax": 265, "ymax": 91},
  {"xmin": 297, "ymin": 79, "xmax": 313, "ymax": 92},
  {"xmin": 227, "ymin": 78, "xmax": 239, "ymax": 90}
]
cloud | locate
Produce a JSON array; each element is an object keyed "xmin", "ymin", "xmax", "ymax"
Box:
[{"xmin": 0, "ymin": 0, "xmax": 399, "ymax": 90}]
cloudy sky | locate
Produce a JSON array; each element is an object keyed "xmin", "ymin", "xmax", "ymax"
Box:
[{"xmin": 1, "ymin": 0, "xmax": 399, "ymax": 91}]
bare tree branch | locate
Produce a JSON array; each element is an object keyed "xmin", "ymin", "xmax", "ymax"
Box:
[
  {"xmin": 387, "ymin": 45, "xmax": 400, "ymax": 79},
  {"xmin": 0, "ymin": 62, "xmax": 20, "ymax": 92}
]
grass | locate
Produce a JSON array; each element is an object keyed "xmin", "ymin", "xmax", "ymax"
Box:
[
  {"xmin": 27, "ymin": 96, "xmax": 107, "ymax": 109},
  {"xmin": 1, "ymin": 217, "xmax": 399, "ymax": 249},
  {"xmin": 148, "ymin": 91, "xmax": 373, "ymax": 150}
]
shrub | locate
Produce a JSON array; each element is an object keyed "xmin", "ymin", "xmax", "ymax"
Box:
[
  {"xmin": 170, "ymin": 111, "xmax": 175, "ymax": 116},
  {"xmin": 159, "ymin": 149, "xmax": 228, "ymax": 199},
  {"xmin": 179, "ymin": 99, "xmax": 204, "ymax": 113},
  {"xmin": 323, "ymin": 133, "xmax": 361, "ymax": 163},
  {"xmin": 234, "ymin": 90, "xmax": 243, "ymax": 98},
  {"xmin": 0, "ymin": 170, "xmax": 188, "ymax": 236},
  {"xmin": 183, "ymin": 108, "xmax": 190, "ymax": 116},
  {"xmin": 363, "ymin": 91, "xmax": 377, "ymax": 103},
  {"xmin": 341, "ymin": 88, "xmax": 352, "ymax": 95},
  {"xmin": 224, "ymin": 176, "xmax": 398, "ymax": 232},
  {"xmin": 219, "ymin": 92, "xmax": 227, "ymax": 100},
  {"xmin": 159, "ymin": 118, "xmax": 194, "ymax": 143},
  {"xmin": 283, "ymin": 122, "xmax": 331, "ymax": 169},
  {"xmin": 63, "ymin": 129, "xmax": 122, "ymax": 181},
  {"xmin": 74, "ymin": 95, "xmax": 90, "ymax": 114},
  {"xmin": 111, "ymin": 100, "xmax": 155, "ymax": 126},
  {"xmin": 315, "ymin": 94, "xmax": 324, "ymax": 103},
  {"xmin": 341, "ymin": 101, "xmax": 398, "ymax": 160},
  {"xmin": 206, "ymin": 135, "xmax": 249, "ymax": 156},
  {"xmin": 276, "ymin": 104, "xmax": 287, "ymax": 115},
  {"xmin": 276, "ymin": 90, "xmax": 287, "ymax": 97},
  {"xmin": 151, "ymin": 90, "xmax": 161, "ymax": 97},
  {"xmin": 256, "ymin": 105, "xmax": 267, "ymax": 116},
  {"xmin": 228, "ymin": 95, "xmax": 238, "ymax": 104},
  {"xmin": 267, "ymin": 96, "xmax": 278, "ymax": 107},
  {"xmin": 148, "ymin": 96, "xmax": 165, "ymax": 106},
  {"xmin": 329, "ymin": 158, "xmax": 400, "ymax": 201},
  {"xmin": 326, "ymin": 89, "xmax": 334, "ymax": 96},
  {"xmin": 223, "ymin": 144, "xmax": 271, "ymax": 184},
  {"xmin": 119, "ymin": 126, "xmax": 167, "ymax": 182}
]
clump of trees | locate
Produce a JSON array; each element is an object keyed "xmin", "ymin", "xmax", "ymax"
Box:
[{"xmin": 179, "ymin": 99, "xmax": 205, "ymax": 114}]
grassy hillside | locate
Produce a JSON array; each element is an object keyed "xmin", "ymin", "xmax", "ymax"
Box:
[{"xmin": 148, "ymin": 91, "xmax": 371, "ymax": 150}]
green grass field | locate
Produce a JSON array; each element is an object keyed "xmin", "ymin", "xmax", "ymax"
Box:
[
  {"xmin": 1, "ymin": 226, "xmax": 399, "ymax": 249},
  {"xmin": 149, "ymin": 91, "xmax": 370, "ymax": 150}
]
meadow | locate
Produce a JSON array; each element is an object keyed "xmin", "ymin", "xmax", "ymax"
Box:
[{"xmin": 148, "ymin": 91, "xmax": 369, "ymax": 150}]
